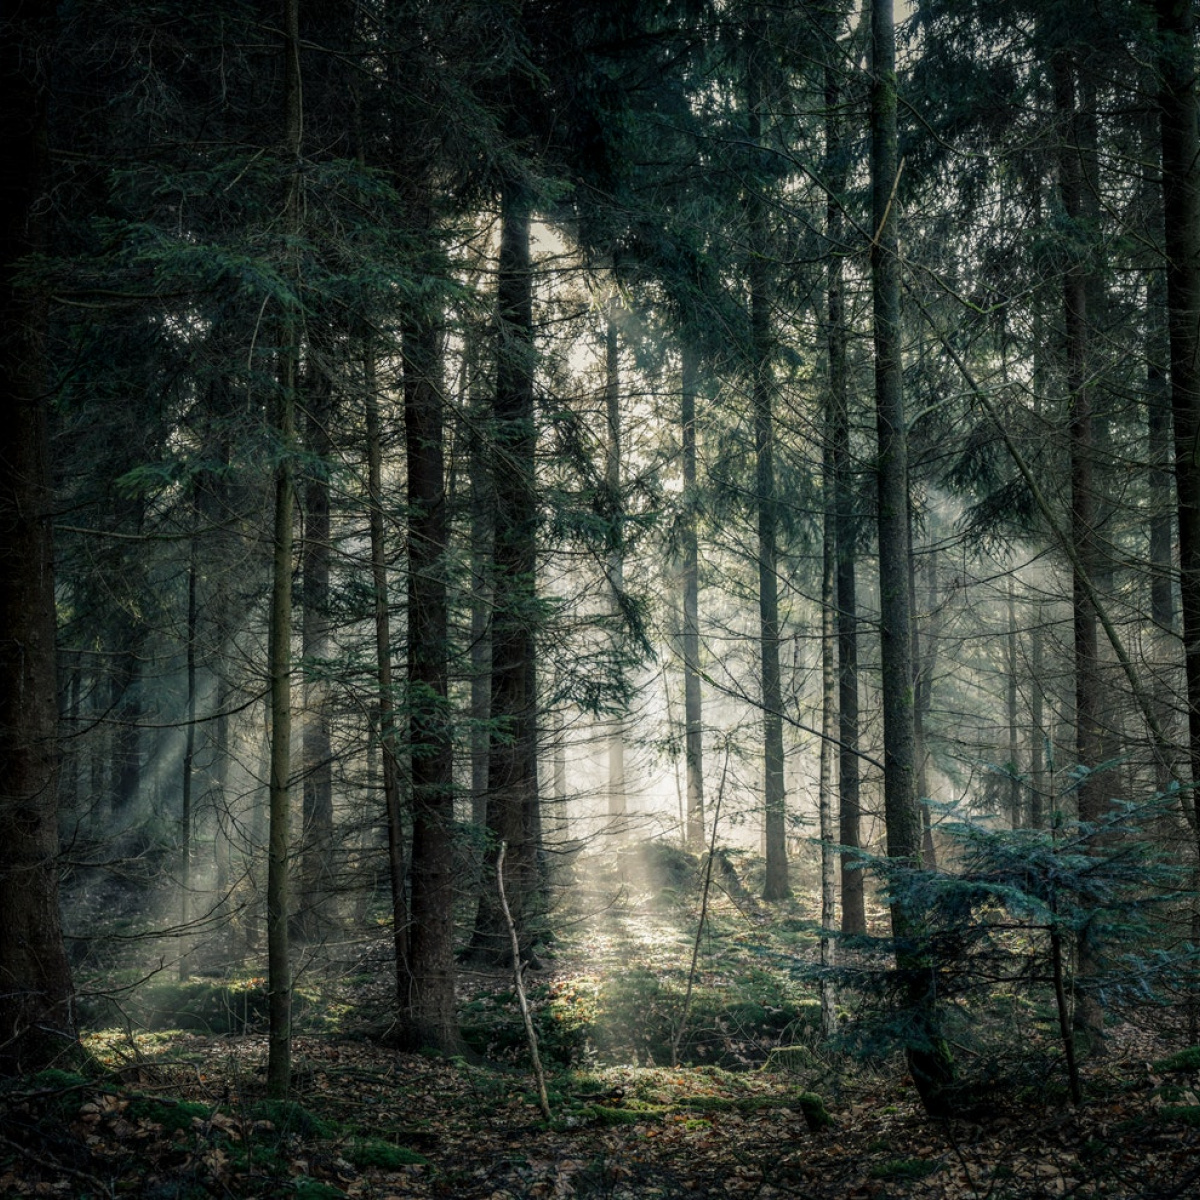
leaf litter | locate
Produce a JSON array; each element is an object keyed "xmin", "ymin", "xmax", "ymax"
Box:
[
  {"xmin": 2, "ymin": 1011, "xmax": 1198, "ymax": 1198},
  {"xmin": 6, "ymin": 881, "xmax": 1198, "ymax": 1196}
]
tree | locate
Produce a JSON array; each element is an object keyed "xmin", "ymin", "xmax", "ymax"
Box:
[
  {"xmin": 681, "ymin": 343, "xmax": 706, "ymax": 849},
  {"xmin": 1156, "ymin": 0, "xmax": 1200, "ymax": 812},
  {"xmin": 265, "ymin": 0, "xmax": 303, "ymax": 1099},
  {"xmin": 364, "ymin": 343, "xmax": 411, "ymax": 1002},
  {"xmin": 745, "ymin": 6, "xmax": 790, "ymax": 902},
  {"xmin": 400, "ymin": 253, "xmax": 460, "ymax": 1051},
  {"xmin": 604, "ymin": 294, "xmax": 629, "ymax": 831},
  {"xmin": 296, "ymin": 352, "xmax": 336, "ymax": 943},
  {"xmin": 871, "ymin": 0, "xmax": 954, "ymax": 1114},
  {"xmin": 469, "ymin": 177, "xmax": 543, "ymax": 962},
  {"xmin": 822, "ymin": 0, "xmax": 867, "ymax": 936},
  {"xmin": 0, "ymin": 1, "xmax": 76, "ymax": 1074}
]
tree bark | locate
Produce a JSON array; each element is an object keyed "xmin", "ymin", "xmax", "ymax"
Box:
[
  {"xmin": 1157, "ymin": 0, "xmax": 1200, "ymax": 802},
  {"xmin": 820, "ymin": 352, "xmax": 839, "ymax": 1039},
  {"xmin": 401, "ymin": 280, "xmax": 460, "ymax": 1052},
  {"xmin": 1053, "ymin": 45, "xmax": 1105, "ymax": 1043},
  {"xmin": 469, "ymin": 382, "xmax": 493, "ymax": 830},
  {"xmin": 179, "ymin": 502, "xmax": 199, "ymax": 980},
  {"xmin": 872, "ymin": 0, "xmax": 953, "ymax": 1114},
  {"xmin": 364, "ymin": 347, "xmax": 409, "ymax": 994},
  {"xmin": 909, "ymin": 518, "xmax": 937, "ymax": 868},
  {"xmin": 1052, "ymin": 51, "xmax": 1105, "ymax": 830},
  {"xmin": 470, "ymin": 179, "xmax": 542, "ymax": 963},
  {"xmin": 0, "ymin": 0, "xmax": 75, "ymax": 1073},
  {"xmin": 681, "ymin": 344, "xmax": 705, "ymax": 851},
  {"xmin": 297, "ymin": 352, "xmax": 335, "ymax": 942},
  {"xmin": 266, "ymin": 0, "xmax": 303, "ymax": 1099},
  {"xmin": 605, "ymin": 300, "xmax": 627, "ymax": 831},
  {"xmin": 746, "ymin": 14, "xmax": 789, "ymax": 901},
  {"xmin": 823, "ymin": 11, "xmax": 865, "ymax": 934},
  {"xmin": 1007, "ymin": 575, "xmax": 1021, "ymax": 829}
]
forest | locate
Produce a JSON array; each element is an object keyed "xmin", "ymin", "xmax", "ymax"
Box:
[{"xmin": 4, "ymin": 0, "xmax": 1200, "ymax": 1196}]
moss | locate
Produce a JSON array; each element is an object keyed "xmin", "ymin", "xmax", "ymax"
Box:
[
  {"xmin": 1159, "ymin": 1105, "xmax": 1200, "ymax": 1126},
  {"xmin": 126, "ymin": 1096, "xmax": 211, "ymax": 1135},
  {"xmin": 584, "ymin": 1103, "xmax": 665, "ymax": 1125},
  {"xmin": 870, "ymin": 1158, "xmax": 942, "ymax": 1182},
  {"xmin": 1154, "ymin": 1047, "xmax": 1200, "ymax": 1073},
  {"xmin": 250, "ymin": 1099, "xmax": 334, "ymax": 1139},
  {"xmin": 797, "ymin": 1092, "xmax": 833, "ymax": 1131},
  {"xmin": 292, "ymin": 1181, "xmax": 345, "ymax": 1199},
  {"xmin": 23, "ymin": 1068, "xmax": 91, "ymax": 1092},
  {"xmin": 6, "ymin": 1069, "xmax": 98, "ymax": 1121},
  {"xmin": 344, "ymin": 1138, "xmax": 428, "ymax": 1169},
  {"xmin": 227, "ymin": 1141, "xmax": 288, "ymax": 1176}
]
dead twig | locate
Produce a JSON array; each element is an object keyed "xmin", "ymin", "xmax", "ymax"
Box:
[
  {"xmin": 497, "ymin": 841, "xmax": 551, "ymax": 1120},
  {"xmin": 671, "ymin": 739, "xmax": 731, "ymax": 1068}
]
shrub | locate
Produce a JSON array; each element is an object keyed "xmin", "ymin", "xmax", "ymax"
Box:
[{"xmin": 826, "ymin": 793, "xmax": 1197, "ymax": 1107}]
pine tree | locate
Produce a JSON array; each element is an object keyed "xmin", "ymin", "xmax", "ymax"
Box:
[
  {"xmin": 0, "ymin": 0, "xmax": 76, "ymax": 1074},
  {"xmin": 871, "ymin": 0, "xmax": 954, "ymax": 1115}
]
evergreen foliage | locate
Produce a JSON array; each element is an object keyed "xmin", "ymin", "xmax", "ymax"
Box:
[{"xmin": 826, "ymin": 789, "xmax": 1197, "ymax": 1103}]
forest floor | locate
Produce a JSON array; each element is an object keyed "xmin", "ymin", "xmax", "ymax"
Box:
[
  {"xmin": 3, "ymin": 999, "xmax": 1198, "ymax": 1199},
  {"xmin": 5, "ymin": 853, "xmax": 1200, "ymax": 1198}
]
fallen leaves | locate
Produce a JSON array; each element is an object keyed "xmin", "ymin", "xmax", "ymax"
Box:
[{"xmin": 3, "ymin": 1015, "xmax": 1199, "ymax": 1199}]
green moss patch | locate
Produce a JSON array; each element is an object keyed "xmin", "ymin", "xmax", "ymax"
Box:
[
  {"xmin": 250, "ymin": 1099, "xmax": 335, "ymax": 1139},
  {"xmin": 585, "ymin": 1103, "xmax": 656, "ymax": 1125},
  {"xmin": 870, "ymin": 1157, "xmax": 943, "ymax": 1182},
  {"xmin": 1159, "ymin": 1105, "xmax": 1200, "ymax": 1126},
  {"xmin": 1154, "ymin": 1047, "xmax": 1200, "ymax": 1073},
  {"xmin": 344, "ymin": 1137, "xmax": 428, "ymax": 1169},
  {"xmin": 126, "ymin": 1096, "xmax": 211, "ymax": 1134}
]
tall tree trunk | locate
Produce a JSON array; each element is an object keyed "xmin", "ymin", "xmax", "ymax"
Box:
[
  {"xmin": 1030, "ymin": 303, "xmax": 1049, "ymax": 832},
  {"xmin": 1148, "ymin": 311, "xmax": 1177, "ymax": 640},
  {"xmin": 470, "ymin": 179, "xmax": 541, "ymax": 963},
  {"xmin": 1053, "ymin": 46, "xmax": 1105, "ymax": 1043},
  {"xmin": 871, "ymin": 0, "xmax": 953, "ymax": 1114},
  {"xmin": 469, "ymin": 383, "xmax": 493, "ymax": 830},
  {"xmin": 211, "ymin": 653, "xmax": 234, "ymax": 956},
  {"xmin": 1030, "ymin": 609, "xmax": 1046, "ymax": 830},
  {"xmin": 747, "ymin": 16, "xmax": 789, "ymax": 901},
  {"xmin": 401, "ymin": 280, "xmax": 460, "ymax": 1052},
  {"xmin": 605, "ymin": 300, "xmax": 627, "ymax": 831},
  {"xmin": 1158, "ymin": 0, "xmax": 1200, "ymax": 809},
  {"xmin": 1007, "ymin": 575, "xmax": 1021, "ymax": 829},
  {"xmin": 681, "ymin": 344, "xmax": 705, "ymax": 850},
  {"xmin": 364, "ymin": 347, "xmax": 409, "ymax": 995},
  {"xmin": 1156, "ymin": 0, "xmax": 1200, "ymax": 1028},
  {"xmin": 0, "ymin": 0, "xmax": 76, "ymax": 1072},
  {"xmin": 1053, "ymin": 52, "xmax": 1105, "ymax": 829},
  {"xmin": 179, "ymin": 502, "xmax": 199, "ymax": 981},
  {"xmin": 297, "ymin": 353, "xmax": 335, "ymax": 942},
  {"xmin": 909, "ymin": 519, "xmax": 937, "ymax": 868},
  {"xmin": 820, "ymin": 347, "xmax": 839, "ymax": 1039},
  {"xmin": 824, "ymin": 13, "xmax": 865, "ymax": 934},
  {"xmin": 266, "ymin": 0, "xmax": 303, "ymax": 1099},
  {"xmin": 1147, "ymin": 222, "xmax": 1177, "ymax": 795},
  {"xmin": 200, "ymin": 379, "xmax": 237, "ymax": 964}
]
